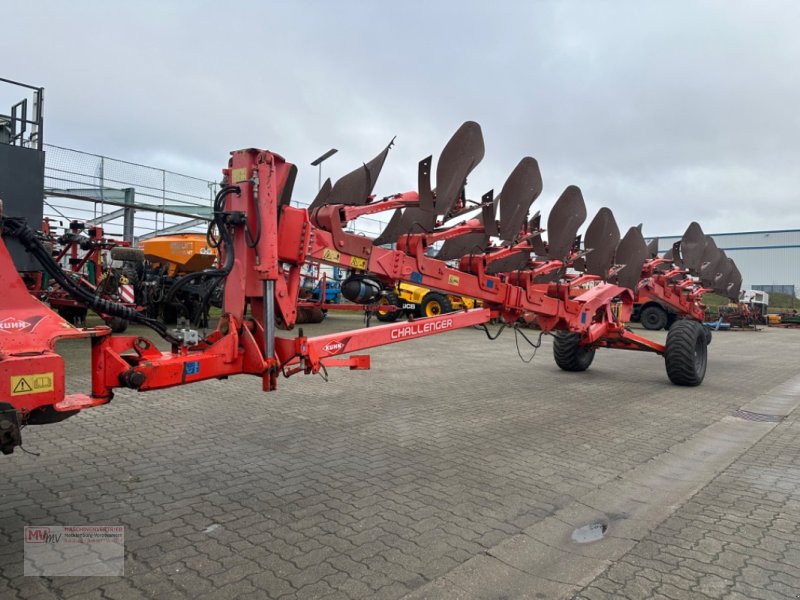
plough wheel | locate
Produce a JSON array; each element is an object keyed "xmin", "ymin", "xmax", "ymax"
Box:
[
  {"xmin": 640, "ymin": 305, "xmax": 668, "ymax": 330},
  {"xmin": 552, "ymin": 332, "xmax": 595, "ymax": 372},
  {"xmin": 664, "ymin": 320, "xmax": 707, "ymax": 386},
  {"xmin": 376, "ymin": 291, "xmax": 402, "ymax": 323}
]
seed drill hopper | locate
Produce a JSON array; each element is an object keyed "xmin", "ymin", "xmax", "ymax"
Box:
[{"xmin": 0, "ymin": 121, "xmax": 741, "ymax": 454}]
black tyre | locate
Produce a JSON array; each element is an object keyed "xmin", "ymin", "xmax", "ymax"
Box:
[
  {"xmin": 552, "ymin": 331, "xmax": 595, "ymax": 372},
  {"xmin": 420, "ymin": 293, "xmax": 453, "ymax": 318},
  {"xmin": 664, "ymin": 320, "xmax": 707, "ymax": 386},
  {"xmin": 110, "ymin": 247, "xmax": 145, "ymax": 264},
  {"xmin": 376, "ymin": 291, "xmax": 402, "ymax": 322},
  {"xmin": 703, "ymin": 327, "xmax": 712, "ymax": 346},
  {"xmin": 640, "ymin": 305, "xmax": 668, "ymax": 330},
  {"xmin": 105, "ymin": 316, "xmax": 129, "ymax": 333}
]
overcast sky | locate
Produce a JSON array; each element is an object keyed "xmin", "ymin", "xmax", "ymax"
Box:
[{"xmin": 5, "ymin": 0, "xmax": 800, "ymax": 237}]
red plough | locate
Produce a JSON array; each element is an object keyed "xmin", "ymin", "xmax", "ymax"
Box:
[{"xmin": 0, "ymin": 122, "xmax": 741, "ymax": 454}]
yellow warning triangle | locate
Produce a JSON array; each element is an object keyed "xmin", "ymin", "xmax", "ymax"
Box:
[{"xmin": 13, "ymin": 378, "xmax": 33, "ymax": 393}]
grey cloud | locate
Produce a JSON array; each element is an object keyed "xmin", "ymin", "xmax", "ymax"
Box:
[{"xmin": 5, "ymin": 0, "xmax": 800, "ymax": 236}]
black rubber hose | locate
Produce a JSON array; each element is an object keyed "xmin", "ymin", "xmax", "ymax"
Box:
[
  {"xmin": 165, "ymin": 185, "xmax": 240, "ymax": 307},
  {"xmin": 3, "ymin": 217, "xmax": 180, "ymax": 344}
]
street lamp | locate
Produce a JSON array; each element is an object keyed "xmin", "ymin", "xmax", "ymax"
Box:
[{"xmin": 311, "ymin": 148, "xmax": 338, "ymax": 191}]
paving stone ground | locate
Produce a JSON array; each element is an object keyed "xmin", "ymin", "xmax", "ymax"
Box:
[
  {"xmin": 0, "ymin": 315, "xmax": 798, "ymax": 599},
  {"xmin": 574, "ymin": 406, "xmax": 800, "ymax": 600}
]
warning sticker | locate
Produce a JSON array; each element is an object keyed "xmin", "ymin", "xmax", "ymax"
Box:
[
  {"xmin": 11, "ymin": 373, "xmax": 55, "ymax": 396},
  {"xmin": 349, "ymin": 256, "xmax": 367, "ymax": 270},
  {"xmin": 231, "ymin": 167, "xmax": 249, "ymax": 183},
  {"xmin": 322, "ymin": 248, "xmax": 341, "ymax": 262},
  {"xmin": 448, "ymin": 274, "xmax": 460, "ymax": 286}
]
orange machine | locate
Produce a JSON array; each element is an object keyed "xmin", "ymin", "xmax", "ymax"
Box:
[{"xmin": 140, "ymin": 233, "xmax": 217, "ymax": 276}]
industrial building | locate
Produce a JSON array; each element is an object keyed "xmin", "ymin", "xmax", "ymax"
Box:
[{"xmin": 655, "ymin": 228, "xmax": 800, "ymax": 297}]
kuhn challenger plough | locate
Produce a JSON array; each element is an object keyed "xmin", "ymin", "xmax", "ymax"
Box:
[{"xmin": 0, "ymin": 121, "xmax": 741, "ymax": 454}]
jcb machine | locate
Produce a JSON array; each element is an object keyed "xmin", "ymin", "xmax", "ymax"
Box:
[
  {"xmin": 0, "ymin": 121, "xmax": 741, "ymax": 455},
  {"xmin": 375, "ymin": 283, "xmax": 476, "ymax": 322}
]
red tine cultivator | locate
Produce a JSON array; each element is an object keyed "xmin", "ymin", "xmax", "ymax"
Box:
[{"xmin": 0, "ymin": 122, "xmax": 741, "ymax": 454}]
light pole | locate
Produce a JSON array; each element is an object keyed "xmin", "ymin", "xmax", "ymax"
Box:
[{"xmin": 311, "ymin": 148, "xmax": 338, "ymax": 191}]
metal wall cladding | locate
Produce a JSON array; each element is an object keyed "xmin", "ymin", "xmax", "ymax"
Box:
[
  {"xmin": 0, "ymin": 144, "xmax": 45, "ymax": 271},
  {"xmin": 650, "ymin": 229, "xmax": 800, "ymax": 294}
]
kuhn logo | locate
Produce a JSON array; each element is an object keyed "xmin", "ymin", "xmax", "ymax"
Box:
[
  {"xmin": 0, "ymin": 317, "xmax": 39, "ymax": 332},
  {"xmin": 322, "ymin": 340, "xmax": 347, "ymax": 355}
]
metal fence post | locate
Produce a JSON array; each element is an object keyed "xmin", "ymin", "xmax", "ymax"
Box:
[
  {"xmin": 161, "ymin": 170, "xmax": 166, "ymax": 230},
  {"xmin": 122, "ymin": 188, "xmax": 136, "ymax": 243},
  {"xmin": 98, "ymin": 156, "xmax": 106, "ymax": 220}
]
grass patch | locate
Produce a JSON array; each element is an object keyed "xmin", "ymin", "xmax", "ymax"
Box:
[
  {"xmin": 766, "ymin": 291, "xmax": 798, "ymax": 310},
  {"xmin": 702, "ymin": 291, "xmax": 798, "ymax": 313}
]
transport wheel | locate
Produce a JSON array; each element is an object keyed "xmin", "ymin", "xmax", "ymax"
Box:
[
  {"xmin": 376, "ymin": 291, "xmax": 402, "ymax": 322},
  {"xmin": 421, "ymin": 293, "xmax": 452, "ymax": 317},
  {"xmin": 110, "ymin": 247, "xmax": 145, "ymax": 264},
  {"xmin": 664, "ymin": 320, "xmax": 707, "ymax": 386},
  {"xmin": 552, "ymin": 331, "xmax": 595, "ymax": 372},
  {"xmin": 703, "ymin": 327, "xmax": 712, "ymax": 346},
  {"xmin": 105, "ymin": 316, "xmax": 129, "ymax": 333},
  {"xmin": 640, "ymin": 305, "xmax": 668, "ymax": 330}
]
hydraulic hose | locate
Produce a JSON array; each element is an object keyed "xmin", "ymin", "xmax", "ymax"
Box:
[
  {"xmin": 3, "ymin": 216, "xmax": 180, "ymax": 344},
  {"xmin": 164, "ymin": 185, "xmax": 240, "ymax": 314}
]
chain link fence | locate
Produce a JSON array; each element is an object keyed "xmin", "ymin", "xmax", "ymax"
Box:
[
  {"xmin": 43, "ymin": 144, "xmax": 217, "ymax": 240},
  {"xmin": 42, "ymin": 144, "xmax": 386, "ymax": 242}
]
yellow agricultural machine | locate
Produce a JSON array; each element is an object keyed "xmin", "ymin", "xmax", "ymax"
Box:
[{"xmin": 376, "ymin": 283, "xmax": 478, "ymax": 322}]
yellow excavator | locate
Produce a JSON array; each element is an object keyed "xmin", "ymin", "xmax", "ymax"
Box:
[{"xmin": 376, "ymin": 283, "xmax": 477, "ymax": 322}]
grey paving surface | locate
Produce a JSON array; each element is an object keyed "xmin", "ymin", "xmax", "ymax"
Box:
[
  {"xmin": 0, "ymin": 315, "xmax": 798, "ymax": 599},
  {"xmin": 574, "ymin": 406, "xmax": 800, "ymax": 600}
]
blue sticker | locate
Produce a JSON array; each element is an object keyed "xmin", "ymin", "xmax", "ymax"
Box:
[
  {"xmin": 184, "ymin": 361, "xmax": 200, "ymax": 376},
  {"xmin": 487, "ymin": 280, "xmax": 494, "ymax": 288},
  {"xmin": 410, "ymin": 271, "xmax": 423, "ymax": 283},
  {"xmin": 581, "ymin": 312, "xmax": 587, "ymax": 324}
]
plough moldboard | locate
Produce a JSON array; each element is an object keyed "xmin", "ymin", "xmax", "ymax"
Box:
[{"xmin": 0, "ymin": 121, "xmax": 741, "ymax": 454}]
